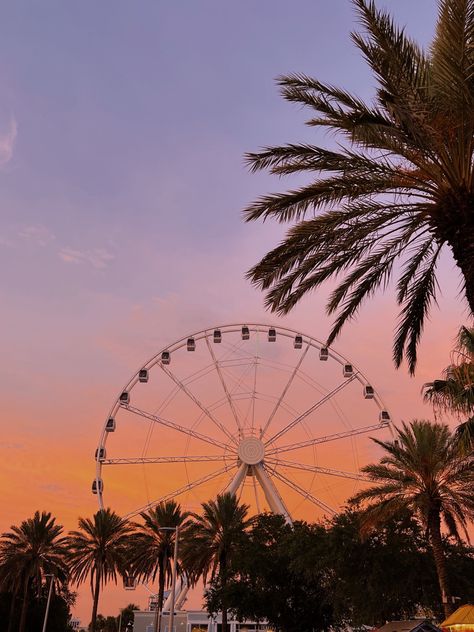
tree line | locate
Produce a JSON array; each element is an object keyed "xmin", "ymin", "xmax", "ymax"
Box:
[{"xmin": 1, "ymin": 418, "xmax": 473, "ymax": 632}]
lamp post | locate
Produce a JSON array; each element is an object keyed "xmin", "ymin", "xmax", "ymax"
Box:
[
  {"xmin": 168, "ymin": 526, "xmax": 179, "ymax": 632},
  {"xmin": 152, "ymin": 526, "xmax": 180, "ymax": 632},
  {"xmin": 41, "ymin": 574, "xmax": 54, "ymax": 632}
]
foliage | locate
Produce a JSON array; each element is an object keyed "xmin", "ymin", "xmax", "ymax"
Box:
[
  {"xmin": 0, "ymin": 589, "xmax": 76, "ymax": 632},
  {"xmin": 424, "ymin": 325, "xmax": 474, "ymax": 452},
  {"xmin": 118, "ymin": 603, "xmax": 139, "ymax": 630},
  {"xmin": 0, "ymin": 510, "xmax": 68, "ymax": 632},
  {"xmin": 66, "ymin": 508, "xmax": 134, "ymax": 632},
  {"xmin": 205, "ymin": 510, "xmax": 474, "ymax": 630},
  {"xmin": 321, "ymin": 510, "xmax": 439, "ymax": 625},
  {"xmin": 350, "ymin": 420, "xmax": 474, "ymax": 616},
  {"xmin": 128, "ymin": 500, "xmax": 188, "ymax": 618},
  {"xmin": 205, "ymin": 513, "xmax": 333, "ymax": 632},
  {"xmin": 245, "ymin": 0, "xmax": 474, "ymax": 372},
  {"xmin": 181, "ymin": 493, "xmax": 251, "ymax": 632}
]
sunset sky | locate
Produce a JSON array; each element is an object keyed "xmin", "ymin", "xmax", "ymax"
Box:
[{"xmin": 0, "ymin": 0, "xmax": 469, "ymax": 624}]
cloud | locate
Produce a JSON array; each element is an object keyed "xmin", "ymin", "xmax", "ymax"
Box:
[
  {"xmin": 0, "ymin": 116, "xmax": 17, "ymax": 168},
  {"xmin": 58, "ymin": 247, "xmax": 114, "ymax": 269},
  {"xmin": 18, "ymin": 224, "xmax": 55, "ymax": 246}
]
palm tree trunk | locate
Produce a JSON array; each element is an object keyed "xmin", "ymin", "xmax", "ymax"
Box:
[
  {"xmin": 153, "ymin": 554, "xmax": 166, "ymax": 632},
  {"xmin": 18, "ymin": 575, "xmax": 29, "ymax": 632},
  {"xmin": 428, "ymin": 509, "xmax": 453, "ymax": 618},
  {"xmin": 91, "ymin": 571, "xmax": 101, "ymax": 632},
  {"xmin": 438, "ymin": 195, "xmax": 474, "ymax": 314},
  {"xmin": 7, "ymin": 588, "xmax": 18, "ymax": 632},
  {"xmin": 220, "ymin": 553, "xmax": 228, "ymax": 632}
]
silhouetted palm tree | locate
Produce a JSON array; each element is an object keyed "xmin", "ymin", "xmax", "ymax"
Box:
[
  {"xmin": 350, "ymin": 420, "xmax": 474, "ymax": 617},
  {"xmin": 424, "ymin": 326, "xmax": 474, "ymax": 452},
  {"xmin": 128, "ymin": 500, "xmax": 189, "ymax": 630},
  {"xmin": 181, "ymin": 493, "xmax": 251, "ymax": 632},
  {"xmin": 0, "ymin": 511, "xmax": 68, "ymax": 632},
  {"xmin": 245, "ymin": 0, "xmax": 474, "ymax": 373},
  {"xmin": 66, "ymin": 508, "xmax": 133, "ymax": 632}
]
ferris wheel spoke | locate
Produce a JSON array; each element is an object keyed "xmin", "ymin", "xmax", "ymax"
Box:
[
  {"xmin": 267, "ymin": 467, "xmax": 336, "ymax": 516},
  {"xmin": 260, "ymin": 343, "xmax": 310, "ymax": 439},
  {"xmin": 266, "ymin": 422, "xmax": 389, "ymax": 457},
  {"xmin": 159, "ymin": 365, "xmax": 238, "ymax": 445},
  {"xmin": 123, "ymin": 463, "xmax": 237, "ymax": 519},
  {"xmin": 266, "ymin": 375, "xmax": 358, "ymax": 445},
  {"xmin": 124, "ymin": 404, "xmax": 234, "ymax": 452},
  {"xmin": 102, "ymin": 455, "xmax": 228, "ymax": 466},
  {"xmin": 265, "ymin": 458, "xmax": 369, "ymax": 482},
  {"xmin": 205, "ymin": 335, "xmax": 243, "ymax": 434}
]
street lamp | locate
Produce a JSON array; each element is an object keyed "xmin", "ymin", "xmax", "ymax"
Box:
[
  {"xmin": 152, "ymin": 526, "xmax": 180, "ymax": 632},
  {"xmin": 41, "ymin": 574, "xmax": 54, "ymax": 632},
  {"xmin": 122, "ymin": 526, "xmax": 180, "ymax": 632}
]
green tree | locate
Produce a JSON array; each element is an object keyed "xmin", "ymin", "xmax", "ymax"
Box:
[
  {"xmin": 181, "ymin": 493, "xmax": 251, "ymax": 632},
  {"xmin": 245, "ymin": 0, "xmax": 474, "ymax": 373},
  {"xmin": 207, "ymin": 513, "xmax": 333, "ymax": 632},
  {"xmin": 0, "ymin": 511, "xmax": 68, "ymax": 632},
  {"xmin": 321, "ymin": 510, "xmax": 439, "ymax": 624},
  {"xmin": 424, "ymin": 325, "xmax": 474, "ymax": 451},
  {"xmin": 117, "ymin": 603, "xmax": 139, "ymax": 631},
  {"xmin": 0, "ymin": 588, "xmax": 76, "ymax": 632},
  {"xmin": 128, "ymin": 501, "xmax": 188, "ymax": 630},
  {"xmin": 66, "ymin": 509, "xmax": 134, "ymax": 632},
  {"xmin": 350, "ymin": 420, "xmax": 474, "ymax": 617}
]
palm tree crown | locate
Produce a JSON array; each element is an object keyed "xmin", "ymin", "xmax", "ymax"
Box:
[
  {"xmin": 66, "ymin": 508, "xmax": 133, "ymax": 632},
  {"xmin": 350, "ymin": 420, "xmax": 474, "ymax": 616},
  {"xmin": 128, "ymin": 500, "xmax": 189, "ymax": 621},
  {"xmin": 424, "ymin": 326, "xmax": 474, "ymax": 451},
  {"xmin": 181, "ymin": 493, "xmax": 251, "ymax": 632},
  {"xmin": 0, "ymin": 511, "xmax": 68, "ymax": 632},
  {"xmin": 245, "ymin": 0, "xmax": 474, "ymax": 372}
]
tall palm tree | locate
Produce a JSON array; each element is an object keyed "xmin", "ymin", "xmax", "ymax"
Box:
[
  {"xmin": 350, "ymin": 420, "xmax": 474, "ymax": 617},
  {"xmin": 0, "ymin": 511, "xmax": 68, "ymax": 632},
  {"xmin": 65, "ymin": 508, "xmax": 134, "ymax": 632},
  {"xmin": 245, "ymin": 0, "xmax": 474, "ymax": 373},
  {"xmin": 127, "ymin": 500, "xmax": 189, "ymax": 631},
  {"xmin": 424, "ymin": 326, "xmax": 474, "ymax": 452},
  {"xmin": 181, "ymin": 493, "xmax": 251, "ymax": 632}
]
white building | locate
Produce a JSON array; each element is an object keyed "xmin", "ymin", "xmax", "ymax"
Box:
[{"xmin": 132, "ymin": 609, "xmax": 271, "ymax": 632}]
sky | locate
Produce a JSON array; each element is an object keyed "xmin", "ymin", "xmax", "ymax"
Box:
[{"xmin": 0, "ymin": 0, "xmax": 470, "ymax": 625}]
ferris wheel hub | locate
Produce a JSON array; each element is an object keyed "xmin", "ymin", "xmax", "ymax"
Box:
[{"xmin": 238, "ymin": 436, "xmax": 265, "ymax": 465}]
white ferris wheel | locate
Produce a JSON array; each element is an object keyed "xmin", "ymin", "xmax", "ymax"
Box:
[{"xmin": 94, "ymin": 323, "xmax": 393, "ymax": 526}]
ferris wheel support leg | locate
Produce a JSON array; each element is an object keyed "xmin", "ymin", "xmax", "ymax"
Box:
[
  {"xmin": 226, "ymin": 463, "xmax": 248, "ymax": 495},
  {"xmin": 254, "ymin": 464, "xmax": 292, "ymax": 524},
  {"xmin": 163, "ymin": 578, "xmax": 187, "ymax": 612},
  {"xmin": 175, "ymin": 582, "xmax": 189, "ymax": 610}
]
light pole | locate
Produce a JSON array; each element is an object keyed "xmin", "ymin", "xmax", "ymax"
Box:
[
  {"xmin": 152, "ymin": 526, "xmax": 180, "ymax": 632},
  {"xmin": 168, "ymin": 526, "xmax": 179, "ymax": 632},
  {"xmin": 41, "ymin": 574, "xmax": 54, "ymax": 632}
]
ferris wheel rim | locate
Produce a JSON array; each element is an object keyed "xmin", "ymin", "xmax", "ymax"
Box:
[{"xmin": 95, "ymin": 322, "xmax": 394, "ymax": 516}]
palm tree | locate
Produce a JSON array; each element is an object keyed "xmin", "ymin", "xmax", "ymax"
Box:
[
  {"xmin": 0, "ymin": 511, "xmax": 68, "ymax": 632},
  {"xmin": 245, "ymin": 0, "xmax": 474, "ymax": 373},
  {"xmin": 127, "ymin": 500, "xmax": 189, "ymax": 631},
  {"xmin": 65, "ymin": 508, "xmax": 134, "ymax": 632},
  {"xmin": 424, "ymin": 326, "xmax": 474, "ymax": 452},
  {"xmin": 181, "ymin": 493, "xmax": 251, "ymax": 632},
  {"xmin": 350, "ymin": 420, "xmax": 474, "ymax": 617}
]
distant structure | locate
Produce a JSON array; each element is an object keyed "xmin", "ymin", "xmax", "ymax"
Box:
[
  {"xmin": 375, "ymin": 620, "xmax": 440, "ymax": 632},
  {"xmin": 132, "ymin": 609, "xmax": 269, "ymax": 632}
]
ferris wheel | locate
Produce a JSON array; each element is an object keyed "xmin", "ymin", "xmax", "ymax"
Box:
[{"xmin": 94, "ymin": 323, "xmax": 393, "ymax": 525}]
